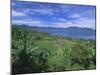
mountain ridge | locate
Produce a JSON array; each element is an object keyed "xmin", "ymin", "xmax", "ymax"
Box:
[
  {"xmin": 12, "ymin": 25, "xmax": 96, "ymax": 40},
  {"xmin": 12, "ymin": 24, "xmax": 95, "ymax": 31}
]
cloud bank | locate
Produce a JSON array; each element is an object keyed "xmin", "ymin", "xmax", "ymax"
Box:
[{"xmin": 12, "ymin": 1, "xmax": 96, "ymax": 29}]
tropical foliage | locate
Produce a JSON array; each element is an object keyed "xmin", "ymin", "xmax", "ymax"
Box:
[{"xmin": 12, "ymin": 27, "xmax": 96, "ymax": 74}]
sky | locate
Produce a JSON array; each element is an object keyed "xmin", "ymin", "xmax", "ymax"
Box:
[{"xmin": 12, "ymin": 1, "xmax": 96, "ymax": 29}]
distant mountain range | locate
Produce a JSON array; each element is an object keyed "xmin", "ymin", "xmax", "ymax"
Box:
[
  {"xmin": 13, "ymin": 25, "xmax": 96, "ymax": 40},
  {"xmin": 63, "ymin": 27, "xmax": 95, "ymax": 36}
]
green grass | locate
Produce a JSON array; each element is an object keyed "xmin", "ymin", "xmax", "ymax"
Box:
[{"xmin": 12, "ymin": 27, "xmax": 96, "ymax": 74}]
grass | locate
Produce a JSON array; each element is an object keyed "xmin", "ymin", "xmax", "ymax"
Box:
[{"xmin": 12, "ymin": 26, "xmax": 96, "ymax": 74}]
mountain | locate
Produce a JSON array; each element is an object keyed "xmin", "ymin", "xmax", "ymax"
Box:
[
  {"xmin": 65, "ymin": 27, "xmax": 95, "ymax": 36},
  {"xmin": 12, "ymin": 25, "xmax": 96, "ymax": 40}
]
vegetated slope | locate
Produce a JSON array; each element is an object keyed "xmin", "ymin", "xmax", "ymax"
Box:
[
  {"xmin": 12, "ymin": 26, "xmax": 96, "ymax": 74},
  {"xmin": 12, "ymin": 25, "xmax": 96, "ymax": 40}
]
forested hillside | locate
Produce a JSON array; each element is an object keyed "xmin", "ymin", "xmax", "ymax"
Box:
[{"xmin": 12, "ymin": 26, "xmax": 96, "ymax": 74}]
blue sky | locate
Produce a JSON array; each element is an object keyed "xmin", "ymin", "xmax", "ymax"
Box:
[{"xmin": 12, "ymin": 1, "xmax": 96, "ymax": 29}]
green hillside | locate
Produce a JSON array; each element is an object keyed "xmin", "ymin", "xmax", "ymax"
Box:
[{"xmin": 12, "ymin": 27, "xmax": 96, "ymax": 74}]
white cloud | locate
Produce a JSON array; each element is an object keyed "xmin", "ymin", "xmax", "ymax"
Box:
[
  {"xmin": 12, "ymin": 10, "xmax": 28, "ymax": 17},
  {"xmin": 69, "ymin": 14, "xmax": 81, "ymax": 18},
  {"xmin": 52, "ymin": 17, "xmax": 68, "ymax": 22},
  {"xmin": 12, "ymin": 16, "xmax": 95, "ymax": 29},
  {"xmin": 12, "ymin": 19, "xmax": 43, "ymax": 26},
  {"xmin": 32, "ymin": 8, "xmax": 54, "ymax": 16},
  {"xmin": 73, "ymin": 17, "xmax": 95, "ymax": 29},
  {"xmin": 66, "ymin": 12, "xmax": 95, "ymax": 29},
  {"xmin": 22, "ymin": 8, "xmax": 35, "ymax": 15},
  {"xmin": 50, "ymin": 17, "xmax": 95, "ymax": 29},
  {"xmin": 58, "ymin": 18, "xmax": 67, "ymax": 22},
  {"xmin": 52, "ymin": 22, "xmax": 73, "ymax": 28},
  {"xmin": 31, "ymin": 4, "xmax": 57, "ymax": 16}
]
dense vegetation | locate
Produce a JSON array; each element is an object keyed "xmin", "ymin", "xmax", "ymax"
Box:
[{"xmin": 12, "ymin": 26, "xmax": 96, "ymax": 74}]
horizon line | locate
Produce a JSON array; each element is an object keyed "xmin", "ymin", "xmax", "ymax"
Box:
[{"xmin": 12, "ymin": 24, "xmax": 96, "ymax": 30}]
